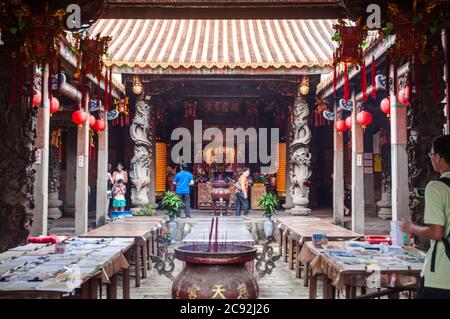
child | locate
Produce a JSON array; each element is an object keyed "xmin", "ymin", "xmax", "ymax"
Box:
[{"xmin": 112, "ymin": 179, "xmax": 126, "ymax": 211}]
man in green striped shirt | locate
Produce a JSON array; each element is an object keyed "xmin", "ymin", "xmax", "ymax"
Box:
[{"xmin": 401, "ymin": 135, "xmax": 450, "ymax": 299}]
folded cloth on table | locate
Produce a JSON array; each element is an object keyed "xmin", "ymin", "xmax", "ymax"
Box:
[{"xmin": 27, "ymin": 235, "xmax": 68, "ymax": 244}]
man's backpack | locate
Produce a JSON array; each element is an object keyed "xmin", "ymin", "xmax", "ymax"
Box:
[{"xmin": 430, "ymin": 177, "xmax": 450, "ymax": 272}]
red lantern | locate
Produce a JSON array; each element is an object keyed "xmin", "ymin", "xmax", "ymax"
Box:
[
  {"xmin": 89, "ymin": 115, "xmax": 96, "ymax": 128},
  {"xmin": 335, "ymin": 119, "xmax": 348, "ymax": 133},
  {"xmin": 356, "ymin": 110, "xmax": 373, "ymax": 129},
  {"xmin": 93, "ymin": 119, "xmax": 106, "ymax": 132},
  {"xmin": 398, "ymin": 86, "xmax": 410, "ymax": 105},
  {"xmin": 49, "ymin": 97, "xmax": 60, "ymax": 115},
  {"xmin": 345, "ymin": 116, "xmax": 352, "ymax": 130},
  {"xmin": 33, "ymin": 91, "xmax": 42, "ymax": 107},
  {"xmin": 72, "ymin": 109, "xmax": 88, "ymax": 127},
  {"xmin": 380, "ymin": 98, "xmax": 391, "ymax": 117}
]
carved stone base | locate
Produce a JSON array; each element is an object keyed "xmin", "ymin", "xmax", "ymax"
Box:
[
  {"xmin": 282, "ymin": 203, "xmax": 294, "ymax": 209},
  {"xmin": 288, "ymin": 206, "xmax": 311, "ymax": 216},
  {"xmin": 48, "ymin": 192, "xmax": 63, "ymax": 220},
  {"xmin": 377, "ymin": 207, "xmax": 392, "ymax": 220},
  {"xmin": 377, "ymin": 192, "xmax": 392, "ymax": 220}
]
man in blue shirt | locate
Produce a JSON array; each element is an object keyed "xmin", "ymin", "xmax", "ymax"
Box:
[{"xmin": 173, "ymin": 162, "xmax": 194, "ymax": 218}]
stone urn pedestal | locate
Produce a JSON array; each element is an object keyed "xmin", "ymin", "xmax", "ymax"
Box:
[
  {"xmin": 48, "ymin": 191, "xmax": 63, "ymax": 220},
  {"xmin": 377, "ymin": 191, "xmax": 392, "ymax": 220},
  {"xmin": 172, "ymin": 244, "xmax": 258, "ymax": 299},
  {"xmin": 289, "ymin": 198, "xmax": 311, "ymax": 216}
]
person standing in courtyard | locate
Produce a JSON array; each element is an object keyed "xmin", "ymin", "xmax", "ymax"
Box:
[
  {"xmin": 173, "ymin": 162, "xmax": 194, "ymax": 218},
  {"xmin": 112, "ymin": 179, "xmax": 127, "ymax": 211},
  {"xmin": 235, "ymin": 168, "xmax": 250, "ymax": 216},
  {"xmin": 112, "ymin": 162, "xmax": 128, "ymax": 184},
  {"xmin": 401, "ymin": 135, "xmax": 450, "ymax": 299}
]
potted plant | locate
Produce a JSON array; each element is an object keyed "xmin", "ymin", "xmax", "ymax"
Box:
[
  {"xmin": 161, "ymin": 191, "xmax": 184, "ymax": 243},
  {"xmin": 258, "ymin": 192, "xmax": 279, "ymax": 239}
]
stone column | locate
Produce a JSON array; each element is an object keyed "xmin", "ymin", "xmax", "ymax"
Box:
[
  {"xmin": 149, "ymin": 103, "xmax": 156, "ymax": 204},
  {"xmin": 96, "ymin": 115, "xmax": 108, "ymax": 226},
  {"xmin": 75, "ymin": 94, "xmax": 90, "ymax": 235},
  {"xmin": 351, "ymin": 92, "xmax": 365, "ymax": 234},
  {"xmin": 376, "ymin": 127, "xmax": 392, "ymax": 219},
  {"xmin": 31, "ymin": 64, "xmax": 50, "ymax": 236},
  {"xmin": 390, "ymin": 65, "xmax": 409, "ymax": 222},
  {"xmin": 48, "ymin": 144, "xmax": 63, "ymax": 220},
  {"xmin": 283, "ymin": 106, "xmax": 293, "ymax": 209},
  {"xmin": 363, "ymin": 131, "xmax": 377, "ymax": 215},
  {"xmin": 333, "ymin": 104, "xmax": 345, "ymax": 226},
  {"xmin": 288, "ymin": 91, "xmax": 312, "ymax": 215},
  {"xmin": 64, "ymin": 127, "xmax": 77, "ymax": 216},
  {"xmin": 129, "ymin": 94, "xmax": 152, "ymax": 213}
]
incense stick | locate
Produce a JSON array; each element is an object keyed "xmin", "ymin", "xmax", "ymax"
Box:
[
  {"xmin": 207, "ymin": 217, "xmax": 215, "ymax": 252},
  {"xmin": 214, "ymin": 217, "xmax": 219, "ymax": 252}
]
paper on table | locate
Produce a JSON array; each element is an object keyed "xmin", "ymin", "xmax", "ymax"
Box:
[
  {"xmin": 36, "ymin": 279, "xmax": 82, "ymax": 293},
  {"xmin": 0, "ymin": 280, "xmax": 43, "ymax": 291}
]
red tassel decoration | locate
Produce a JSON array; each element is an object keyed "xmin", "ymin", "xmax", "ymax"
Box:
[
  {"xmin": 39, "ymin": 65, "xmax": 45, "ymax": 108},
  {"xmin": 333, "ymin": 53, "xmax": 337, "ymax": 98},
  {"xmin": 81, "ymin": 70, "xmax": 87, "ymax": 111},
  {"xmin": 109, "ymin": 68, "xmax": 113, "ymax": 111},
  {"xmin": 393, "ymin": 63, "xmax": 398, "ymax": 97},
  {"xmin": 344, "ymin": 64, "xmax": 350, "ymax": 103},
  {"xmin": 57, "ymin": 56, "xmax": 61, "ymax": 90},
  {"xmin": 371, "ymin": 55, "xmax": 376, "ymax": 98},
  {"xmin": 361, "ymin": 61, "xmax": 367, "ymax": 102},
  {"xmin": 48, "ymin": 60, "xmax": 54, "ymax": 100},
  {"xmin": 104, "ymin": 75, "xmax": 108, "ymax": 114}
]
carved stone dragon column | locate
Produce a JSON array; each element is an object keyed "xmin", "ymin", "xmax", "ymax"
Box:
[
  {"xmin": 0, "ymin": 60, "xmax": 36, "ymax": 252},
  {"xmin": 376, "ymin": 127, "xmax": 392, "ymax": 220},
  {"xmin": 407, "ymin": 42, "xmax": 446, "ymax": 249},
  {"xmin": 288, "ymin": 86, "xmax": 312, "ymax": 215},
  {"xmin": 129, "ymin": 94, "xmax": 152, "ymax": 212},
  {"xmin": 48, "ymin": 141, "xmax": 63, "ymax": 220}
]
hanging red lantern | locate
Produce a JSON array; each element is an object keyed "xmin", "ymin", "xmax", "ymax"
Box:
[
  {"xmin": 72, "ymin": 109, "xmax": 88, "ymax": 127},
  {"xmin": 398, "ymin": 86, "xmax": 410, "ymax": 105},
  {"xmin": 33, "ymin": 91, "xmax": 42, "ymax": 107},
  {"xmin": 49, "ymin": 97, "xmax": 60, "ymax": 115},
  {"xmin": 345, "ymin": 116, "xmax": 352, "ymax": 130},
  {"xmin": 89, "ymin": 115, "xmax": 96, "ymax": 128},
  {"xmin": 335, "ymin": 119, "xmax": 348, "ymax": 133},
  {"xmin": 93, "ymin": 119, "xmax": 106, "ymax": 132},
  {"xmin": 356, "ymin": 110, "xmax": 373, "ymax": 129},
  {"xmin": 380, "ymin": 98, "xmax": 391, "ymax": 117}
]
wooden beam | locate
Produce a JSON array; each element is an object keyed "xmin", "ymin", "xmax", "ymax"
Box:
[{"xmin": 102, "ymin": 4, "xmax": 346, "ymax": 19}]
